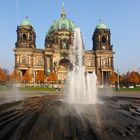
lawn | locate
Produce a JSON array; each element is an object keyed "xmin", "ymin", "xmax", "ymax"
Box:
[
  {"xmin": 20, "ymin": 87, "xmax": 55, "ymax": 91},
  {"xmin": 0, "ymin": 85, "xmax": 55, "ymax": 91},
  {"xmin": 119, "ymin": 88, "xmax": 140, "ymax": 92},
  {"xmin": 0, "ymin": 85, "xmax": 140, "ymax": 92}
]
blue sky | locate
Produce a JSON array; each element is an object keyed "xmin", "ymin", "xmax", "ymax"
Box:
[{"xmin": 0, "ymin": 0, "xmax": 140, "ymax": 73}]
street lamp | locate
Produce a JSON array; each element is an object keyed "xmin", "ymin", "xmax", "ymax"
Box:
[{"xmin": 117, "ymin": 69, "xmax": 120, "ymax": 90}]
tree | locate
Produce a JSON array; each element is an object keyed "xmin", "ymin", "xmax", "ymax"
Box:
[
  {"xmin": 135, "ymin": 72, "xmax": 140, "ymax": 84},
  {"xmin": 22, "ymin": 70, "xmax": 32, "ymax": 83},
  {"xmin": 125, "ymin": 72, "xmax": 131, "ymax": 87},
  {"xmin": 0, "ymin": 67, "xmax": 7, "ymax": 84},
  {"xmin": 109, "ymin": 71, "xmax": 117, "ymax": 84},
  {"xmin": 3, "ymin": 68, "xmax": 9, "ymax": 81},
  {"xmin": 129, "ymin": 71, "xmax": 139, "ymax": 87},
  {"xmin": 36, "ymin": 71, "xmax": 46, "ymax": 83},
  {"xmin": 9, "ymin": 69, "xmax": 21, "ymax": 82},
  {"xmin": 47, "ymin": 72, "xmax": 57, "ymax": 83}
]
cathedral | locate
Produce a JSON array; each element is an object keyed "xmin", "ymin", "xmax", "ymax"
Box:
[{"xmin": 14, "ymin": 6, "xmax": 114, "ymax": 84}]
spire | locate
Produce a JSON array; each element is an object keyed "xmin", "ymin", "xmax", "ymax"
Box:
[{"xmin": 61, "ymin": 3, "xmax": 66, "ymax": 17}]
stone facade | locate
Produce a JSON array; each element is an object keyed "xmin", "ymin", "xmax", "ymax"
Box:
[{"xmin": 14, "ymin": 7, "xmax": 114, "ymax": 84}]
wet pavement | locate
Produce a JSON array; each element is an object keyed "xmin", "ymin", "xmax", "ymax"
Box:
[
  {"xmin": 0, "ymin": 91, "xmax": 62, "ymax": 105},
  {"xmin": 0, "ymin": 89, "xmax": 139, "ymax": 105},
  {"xmin": 0, "ymin": 94, "xmax": 140, "ymax": 140}
]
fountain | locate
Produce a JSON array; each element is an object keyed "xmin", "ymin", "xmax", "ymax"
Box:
[{"xmin": 65, "ymin": 28, "xmax": 97, "ymax": 104}]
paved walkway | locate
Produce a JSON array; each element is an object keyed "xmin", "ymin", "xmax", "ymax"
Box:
[
  {"xmin": 113, "ymin": 91, "xmax": 140, "ymax": 98},
  {"xmin": 0, "ymin": 94, "xmax": 140, "ymax": 140},
  {"xmin": 98, "ymin": 87, "xmax": 140, "ymax": 98},
  {"xmin": 0, "ymin": 90, "xmax": 63, "ymax": 105}
]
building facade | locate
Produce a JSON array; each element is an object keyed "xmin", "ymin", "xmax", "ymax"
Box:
[{"xmin": 14, "ymin": 6, "xmax": 114, "ymax": 84}]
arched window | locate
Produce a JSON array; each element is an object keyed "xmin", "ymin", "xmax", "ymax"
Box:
[
  {"xmin": 102, "ymin": 58, "xmax": 108, "ymax": 66},
  {"xmin": 22, "ymin": 59, "xmax": 26, "ymax": 64},
  {"xmin": 102, "ymin": 36, "xmax": 106, "ymax": 43},
  {"xmin": 59, "ymin": 59, "xmax": 70, "ymax": 69},
  {"xmin": 23, "ymin": 33, "xmax": 27, "ymax": 40},
  {"xmin": 88, "ymin": 61, "xmax": 92, "ymax": 66},
  {"xmin": 60, "ymin": 39, "xmax": 68, "ymax": 49},
  {"xmin": 38, "ymin": 60, "xmax": 42, "ymax": 66}
]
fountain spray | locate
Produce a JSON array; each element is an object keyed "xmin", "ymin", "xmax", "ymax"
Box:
[{"xmin": 65, "ymin": 28, "xmax": 97, "ymax": 104}]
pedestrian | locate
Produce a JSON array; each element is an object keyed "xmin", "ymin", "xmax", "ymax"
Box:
[{"xmin": 115, "ymin": 82, "xmax": 118, "ymax": 93}]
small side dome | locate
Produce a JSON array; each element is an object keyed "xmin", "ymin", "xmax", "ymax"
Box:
[
  {"xmin": 95, "ymin": 21, "xmax": 107, "ymax": 30},
  {"xmin": 20, "ymin": 17, "xmax": 32, "ymax": 26}
]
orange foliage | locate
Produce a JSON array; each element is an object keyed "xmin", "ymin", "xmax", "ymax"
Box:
[
  {"xmin": 9, "ymin": 69, "xmax": 21, "ymax": 82},
  {"xmin": 36, "ymin": 71, "xmax": 46, "ymax": 83},
  {"xmin": 47, "ymin": 72, "xmax": 57, "ymax": 82},
  {"xmin": 0, "ymin": 67, "xmax": 7, "ymax": 83},
  {"xmin": 22, "ymin": 70, "xmax": 32, "ymax": 83},
  {"xmin": 136, "ymin": 72, "xmax": 140, "ymax": 83},
  {"xmin": 119, "ymin": 75, "xmax": 124, "ymax": 82},
  {"xmin": 109, "ymin": 71, "xmax": 117, "ymax": 84},
  {"xmin": 129, "ymin": 71, "xmax": 139, "ymax": 84}
]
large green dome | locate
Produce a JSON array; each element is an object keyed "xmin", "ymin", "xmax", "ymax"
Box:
[
  {"xmin": 95, "ymin": 22, "xmax": 107, "ymax": 30},
  {"xmin": 20, "ymin": 18, "xmax": 32, "ymax": 26},
  {"xmin": 47, "ymin": 6, "xmax": 77, "ymax": 34}
]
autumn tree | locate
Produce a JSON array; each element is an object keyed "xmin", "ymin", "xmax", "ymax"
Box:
[
  {"xmin": 109, "ymin": 71, "xmax": 117, "ymax": 84},
  {"xmin": 129, "ymin": 71, "xmax": 139, "ymax": 87},
  {"xmin": 36, "ymin": 71, "xmax": 46, "ymax": 83},
  {"xmin": 119, "ymin": 71, "xmax": 140, "ymax": 87},
  {"xmin": 124, "ymin": 72, "xmax": 131, "ymax": 87},
  {"xmin": 3, "ymin": 69, "xmax": 9, "ymax": 81},
  {"xmin": 9, "ymin": 69, "xmax": 21, "ymax": 83},
  {"xmin": 135, "ymin": 72, "xmax": 140, "ymax": 84},
  {"xmin": 22, "ymin": 70, "xmax": 32, "ymax": 83},
  {"xmin": 47, "ymin": 72, "xmax": 57, "ymax": 83},
  {"xmin": 0, "ymin": 67, "xmax": 7, "ymax": 84},
  {"xmin": 119, "ymin": 75, "xmax": 123, "ymax": 82}
]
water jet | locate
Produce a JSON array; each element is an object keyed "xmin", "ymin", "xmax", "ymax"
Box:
[{"xmin": 65, "ymin": 28, "xmax": 98, "ymax": 104}]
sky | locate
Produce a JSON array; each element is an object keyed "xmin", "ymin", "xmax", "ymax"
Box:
[{"xmin": 0, "ymin": 0, "xmax": 140, "ymax": 74}]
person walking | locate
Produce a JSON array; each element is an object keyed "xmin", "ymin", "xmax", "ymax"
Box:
[{"xmin": 115, "ymin": 82, "xmax": 119, "ymax": 93}]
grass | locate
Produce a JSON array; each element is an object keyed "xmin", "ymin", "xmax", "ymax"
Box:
[
  {"xmin": 0, "ymin": 85, "xmax": 55, "ymax": 91},
  {"xmin": 20, "ymin": 87, "xmax": 55, "ymax": 91},
  {"xmin": 0, "ymin": 85, "xmax": 140, "ymax": 92},
  {"xmin": 119, "ymin": 88, "xmax": 140, "ymax": 92},
  {"xmin": 0, "ymin": 85, "xmax": 11, "ymax": 91}
]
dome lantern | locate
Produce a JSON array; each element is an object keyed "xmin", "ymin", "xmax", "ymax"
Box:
[{"xmin": 61, "ymin": 3, "xmax": 66, "ymax": 18}]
